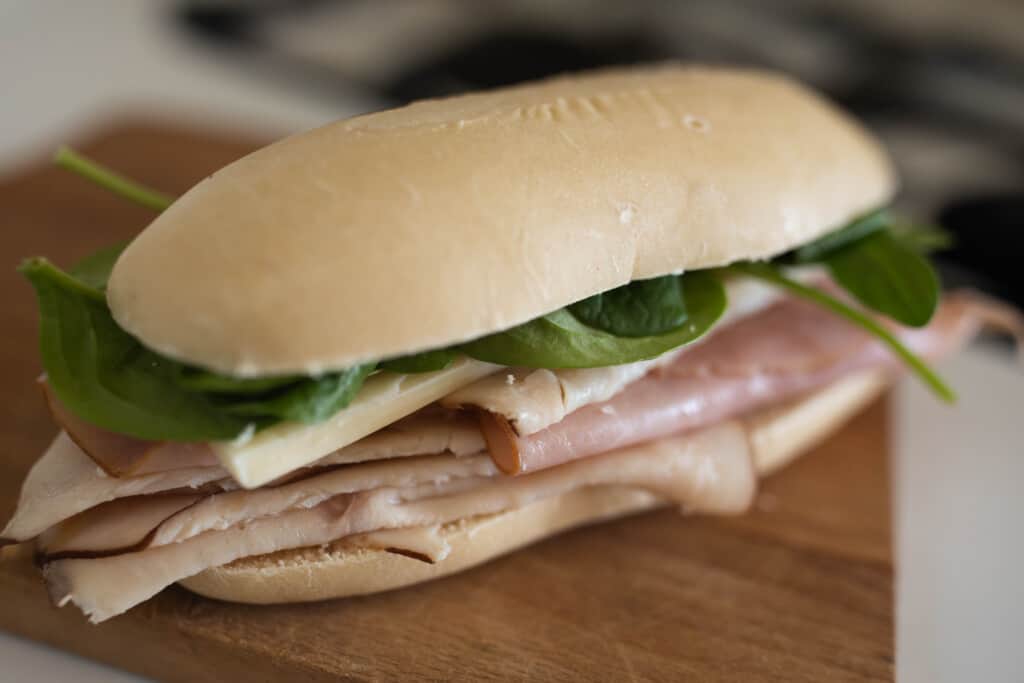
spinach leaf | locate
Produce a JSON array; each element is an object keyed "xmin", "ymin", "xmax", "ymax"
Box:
[
  {"xmin": 222, "ymin": 365, "xmax": 375, "ymax": 424},
  {"xmin": 379, "ymin": 348, "xmax": 459, "ymax": 374},
  {"xmin": 569, "ymin": 275, "xmax": 688, "ymax": 337},
  {"xmin": 174, "ymin": 367, "xmax": 305, "ymax": 395},
  {"xmin": 24, "ymin": 152, "xmax": 397, "ymax": 440},
  {"xmin": 791, "ymin": 209, "xmax": 889, "ymax": 263},
  {"xmin": 68, "ymin": 242, "xmax": 129, "ymax": 290},
  {"xmin": 20, "ymin": 258, "xmax": 251, "ymax": 440},
  {"xmin": 824, "ymin": 230, "xmax": 939, "ymax": 327},
  {"xmin": 784, "ymin": 210, "xmax": 942, "ymax": 328},
  {"xmin": 732, "ymin": 262, "xmax": 954, "ymax": 402},
  {"xmin": 889, "ymin": 220, "xmax": 953, "ymax": 254},
  {"xmin": 66, "ymin": 245, "xmax": 310, "ymax": 394},
  {"xmin": 460, "ymin": 270, "xmax": 726, "ymax": 368},
  {"xmin": 20, "ymin": 258, "xmax": 376, "ymax": 440}
]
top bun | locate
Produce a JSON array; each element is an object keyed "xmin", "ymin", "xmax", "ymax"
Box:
[{"xmin": 107, "ymin": 64, "xmax": 895, "ymax": 376}]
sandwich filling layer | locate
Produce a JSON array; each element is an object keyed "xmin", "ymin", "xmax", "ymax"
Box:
[{"xmin": 5, "ymin": 286, "xmax": 1008, "ymax": 622}]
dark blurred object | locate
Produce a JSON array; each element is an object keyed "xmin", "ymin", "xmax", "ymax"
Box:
[
  {"xmin": 176, "ymin": 0, "xmax": 1024, "ymax": 305},
  {"xmin": 382, "ymin": 31, "xmax": 662, "ymax": 102},
  {"xmin": 177, "ymin": 1, "xmax": 673, "ymax": 99},
  {"xmin": 938, "ymin": 194, "xmax": 1024, "ymax": 309}
]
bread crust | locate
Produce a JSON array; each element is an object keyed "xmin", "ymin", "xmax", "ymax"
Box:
[
  {"xmin": 180, "ymin": 370, "xmax": 888, "ymax": 604},
  {"xmin": 108, "ymin": 65, "xmax": 895, "ymax": 375}
]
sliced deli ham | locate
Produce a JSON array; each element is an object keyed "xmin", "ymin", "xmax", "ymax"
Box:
[
  {"xmin": 43, "ymin": 385, "xmax": 219, "ymax": 476},
  {"xmin": 443, "ymin": 274, "xmax": 810, "ymax": 435},
  {"xmin": 482, "ymin": 293, "xmax": 983, "ymax": 474}
]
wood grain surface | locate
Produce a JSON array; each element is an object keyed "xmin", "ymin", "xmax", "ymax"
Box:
[{"xmin": 0, "ymin": 123, "xmax": 893, "ymax": 682}]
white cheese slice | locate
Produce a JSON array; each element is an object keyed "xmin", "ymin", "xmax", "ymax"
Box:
[{"xmin": 212, "ymin": 358, "xmax": 499, "ymax": 488}]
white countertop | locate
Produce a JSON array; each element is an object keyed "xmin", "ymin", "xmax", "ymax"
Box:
[
  {"xmin": 2, "ymin": 2, "xmax": 1022, "ymax": 681},
  {"xmin": 895, "ymin": 346, "xmax": 1024, "ymax": 683}
]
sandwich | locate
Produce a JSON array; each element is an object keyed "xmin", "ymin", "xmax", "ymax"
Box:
[{"xmin": 3, "ymin": 65, "xmax": 1019, "ymax": 623}]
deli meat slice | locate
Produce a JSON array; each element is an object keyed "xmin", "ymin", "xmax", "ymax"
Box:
[
  {"xmin": 482, "ymin": 293, "xmax": 984, "ymax": 474},
  {"xmin": 3, "ymin": 414, "xmax": 487, "ymax": 544},
  {"xmin": 48, "ymin": 399, "xmax": 485, "ymax": 481},
  {"xmin": 38, "ymin": 494, "xmax": 203, "ymax": 558},
  {"xmin": 43, "ymin": 385, "xmax": 220, "ymax": 476},
  {"xmin": 35, "ymin": 454, "xmax": 499, "ymax": 558},
  {"xmin": 1, "ymin": 433, "xmax": 228, "ymax": 543},
  {"xmin": 46, "ymin": 422, "xmax": 757, "ymax": 622},
  {"xmin": 148, "ymin": 454, "xmax": 498, "ymax": 549},
  {"xmin": 15, "ymin": 290, "xmax": 1010, "ymax": 541}
]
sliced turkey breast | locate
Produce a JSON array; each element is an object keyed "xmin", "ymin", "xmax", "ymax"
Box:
[
  {"xmin": 45, "ymin": 421, "xmax": 756, "ymax": 623},
  {"xmin": 1, "ymin": 433, "xmax": 227, "ymax": 543}
]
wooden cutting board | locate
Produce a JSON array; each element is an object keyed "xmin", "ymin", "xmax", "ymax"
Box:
[{"xmin": 0, "ymin": 122, "xmax": 893, "ymax": 682}]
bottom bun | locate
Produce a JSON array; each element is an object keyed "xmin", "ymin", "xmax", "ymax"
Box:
[{"xmin": 181, "ymin": 370, "xmax": 888, "ymax": 605}]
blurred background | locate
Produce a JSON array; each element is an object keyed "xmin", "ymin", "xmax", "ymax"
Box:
[{"xmin": 1, "ymin": 2, "xmax": 1022, "ymax": 682}]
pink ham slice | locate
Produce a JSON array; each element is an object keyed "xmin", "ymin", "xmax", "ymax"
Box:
[
  {"xmin": 43, "ymin": 384, "xmax": 219, "ymax": 476},
  {"xmin": 481, "ymin": 292, "xmax": 994, "ymax": 474}
]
